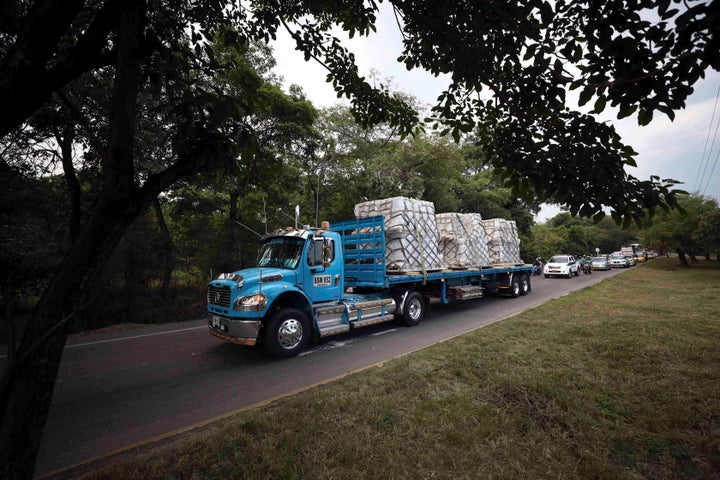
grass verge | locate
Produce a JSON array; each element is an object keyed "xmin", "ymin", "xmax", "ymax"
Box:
[{"xmin": 82, "ymin": 258, "xmax": 720, "ymax": 480}]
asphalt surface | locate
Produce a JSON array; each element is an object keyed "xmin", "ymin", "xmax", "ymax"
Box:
[{"xmin": 16, "ymin": 265, "xmax": 629, "ymax": 478}]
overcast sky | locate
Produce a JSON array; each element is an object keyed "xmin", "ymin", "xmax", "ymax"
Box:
[{"xmin": 268, "ymin": 5, "xmax": 720, "ymax": 222}]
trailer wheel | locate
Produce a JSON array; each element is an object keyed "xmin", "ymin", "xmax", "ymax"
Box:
[
  {"xmin": 401, "ymin": 292, "xmax": 425, "ymax": 327},
  {"xmin": 263, "ymin": 308, "xmax": 310, "ymax": 358},
  {"xmin": 519, "ymin": 274, "xmax": 531, "ymax": 295},
  {"xmin": 510, "ymin": 277, "xmax": 521, "ymax": 298}
]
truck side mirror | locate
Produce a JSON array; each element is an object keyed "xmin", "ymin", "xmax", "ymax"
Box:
[{"xmin": 323, "ymin": 245, "xmax": 332, "ymax": 267}]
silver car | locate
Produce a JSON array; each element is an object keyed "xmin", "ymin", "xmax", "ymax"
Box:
[{"xmin": 591, "ymin": 256, "xmax": 610, "ymax": 271}]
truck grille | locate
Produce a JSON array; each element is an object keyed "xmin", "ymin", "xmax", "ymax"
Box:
[{"xmin": 207, "ymin": 285, "xmax": 231, "ymax": 307}]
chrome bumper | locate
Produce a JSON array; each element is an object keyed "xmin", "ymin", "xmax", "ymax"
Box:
[{"xmin": 208, "ymin": 315, "xmax": 261, "ymax": 345}]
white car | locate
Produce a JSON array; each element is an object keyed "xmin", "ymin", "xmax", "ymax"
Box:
[
  {"xmin": 543, "ymin": 255, "xmax": 579, "ymax": 278},
  {"xmin": 609, "ymin": 253, "xmax": 629, "ymax": 268}
]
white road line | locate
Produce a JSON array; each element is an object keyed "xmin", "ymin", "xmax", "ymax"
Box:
[
  {"xmin": 65, "ymin": 325, "xmax": 208, "ymax": 348},
  {"xmin": 371, "ymin": 329, "xmax": 398, "ymax": 336},
  {"xmin": 0, "ymin": 325, "xmax": 208, "ymax": 358}
]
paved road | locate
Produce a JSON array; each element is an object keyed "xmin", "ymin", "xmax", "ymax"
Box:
[{"xmin": 22, "ymin": 266, "xmax": 628, "ymax": 478}]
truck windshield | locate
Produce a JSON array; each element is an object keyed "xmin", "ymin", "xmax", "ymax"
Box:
[{"xmin": 256, "ymin": 237, "xmax": 305, "ymax": 270}]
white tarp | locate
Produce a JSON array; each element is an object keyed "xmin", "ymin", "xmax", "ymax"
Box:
[
  {"xmin": 354, "ymin": 196, "xmax": 445, "ymax": 272},
  {"xmin": 481, "ymin": 218, "xmax": 522, "ymax": 264},
  {"xmin": 436, "ymin": 213, "xmax": 491, "ymax": 267}
]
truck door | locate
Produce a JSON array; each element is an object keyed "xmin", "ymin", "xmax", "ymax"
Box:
[{"xmin": 304, "ymin": 235, "xmax": 343, "ymax": 303}]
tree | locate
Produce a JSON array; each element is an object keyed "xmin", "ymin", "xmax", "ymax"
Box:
[
  {"xmin": 1, "ymin": 1, "xmax": 718, "ymax": 478},
  {"xmin": 394, "ymin": 0, "xmax": 717, "ymax": 222},
  {"xmin": 642, "ymin": 193, "xmax": 719, "ymax": 265},
  {"xmin": 695, "ymin": 209, "xmax": 720, "ymax": 260},
  {"xmin": 529, "ymin": 211, "xmax": 638, "ymax": 259}
]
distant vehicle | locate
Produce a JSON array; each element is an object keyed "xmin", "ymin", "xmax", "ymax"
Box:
[
  {"xmin": 635, "ymin": 250, "xmax": 647, "ymax": 262},
  {"xmin": 621, "ymin": 243, "xmax": 641, "ymax": 257},
  {"xmin": 646, "ymin": 250, "xmax": 656, "ymax": 259},
  {"xmin": 623, "ymin": 254, "xmax": 637, "ymax": 266},
  {"xmin": 591, "ymin": 256, "xmax": 611, "ymax": 271},
  {"xmin": 609, "ymin": 253, "xmax": 629, "ymax": 268},
  {"xmin": 544, "ymin": 255, "xmax": 579, "ymax": 278}
]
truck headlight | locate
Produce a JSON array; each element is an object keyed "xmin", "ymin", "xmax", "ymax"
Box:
[
  {"xmin": 219, "ymin": 273, "xmax": 244, "ymax": 288},
  {"xmin": 234, "ymin": 294, "xmax": 267, "ymax": 311}
]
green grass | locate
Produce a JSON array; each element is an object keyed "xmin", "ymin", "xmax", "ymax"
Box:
[{"xmin": 82, "ymin": 258, "xmax": 720, "ymax": 480}]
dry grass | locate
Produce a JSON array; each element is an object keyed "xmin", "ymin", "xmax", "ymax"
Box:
[{"xmin": 82, "ymin": 258, "xmax": 720, "ymax": 480}]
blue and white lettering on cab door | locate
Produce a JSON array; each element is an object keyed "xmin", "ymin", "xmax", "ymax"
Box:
[{"xmin": 313, "ymin": 274, "xmax": 332, "ymax": 287}]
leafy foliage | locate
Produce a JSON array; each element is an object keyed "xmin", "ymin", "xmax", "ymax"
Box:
[
  {"xmin": 528, "ymin": 212, "xmax": 639, "ymax": 260},
  {"xmin": 392, "ymin": 0, "xmax": 716, "ymax": 223},
  {"xmin": 641, "ymin": 193, "xmax": 720, "ymax": 262}
]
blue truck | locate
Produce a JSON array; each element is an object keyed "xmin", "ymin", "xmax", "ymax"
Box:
[{"xmin": 206, "ymin": 216, "xmax": 532, "ymax": 357}]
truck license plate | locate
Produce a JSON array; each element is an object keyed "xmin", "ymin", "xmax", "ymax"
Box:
[{"xmin": 211, "ymin": 316, "xmax": 220, "ymax": 328}]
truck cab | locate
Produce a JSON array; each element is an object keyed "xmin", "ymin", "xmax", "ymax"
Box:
[{"xmin": 207, "ymin": 226, "xmax": 345, "ymax": 356}]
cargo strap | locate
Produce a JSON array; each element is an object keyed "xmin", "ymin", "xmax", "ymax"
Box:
[{"xmin": 412, "ymin": 216, "xmax": 428, "ymax": 284}]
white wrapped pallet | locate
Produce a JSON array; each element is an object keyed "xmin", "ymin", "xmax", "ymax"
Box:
[
  {"xmin": 436, "ymin": 213, "xmax": 491, "ymax": 268},
  {"xmin": 465, "ymin": 213, "xmax": 492, "ymax": 266},
  {"xmin": 481, "ymin": 218, "xmax": 522, "ymax": 264},
  {"xmin": 354, "ymin": 196, "xmax": 444, "ymax": 272}
]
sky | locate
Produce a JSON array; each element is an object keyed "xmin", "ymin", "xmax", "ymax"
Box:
[{"xmin": 268, "ymin": 5, "xmax": 720, "ymax": 223}]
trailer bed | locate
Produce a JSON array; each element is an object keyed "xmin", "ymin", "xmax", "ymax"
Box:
[{"xmin": 331, "ymin": 216, "xmax": 531, "ymax": 289}]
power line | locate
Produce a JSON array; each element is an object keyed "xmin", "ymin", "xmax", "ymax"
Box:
[
  {"xmin": 701, "ymin": 144, "xmax": 720, "ymax": 197},
  {"xmin": 694, "ymin": 82, "xmax": 720, "ymax": 192}
]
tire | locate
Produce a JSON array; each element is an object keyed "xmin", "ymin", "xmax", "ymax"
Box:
[
  {"xmin": 263, "ymin": 308, "xmax": 310, "ymax": 358},
  {"xmin": 567, "ymin": 271, "xmax": 572, "ymax": 279},
  {"xmin": 401, "ymin": 291, "xmax": 426, "ymax": 326},
  {"xmin": 510, "ymin": 276, "xmax": 521, "ymax": 298},
  {"xmin": 519, "ymin": 274, "xmax": 531, "ymax": 295}
]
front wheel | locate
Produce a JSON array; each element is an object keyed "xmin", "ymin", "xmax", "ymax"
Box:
[
  {"xmin": 400, "ymin": 291, "xmax": 426, "ymax": 327},
  {"xmin": 263, "ymin": 308, "xmax": 310, "ymax": 358}
]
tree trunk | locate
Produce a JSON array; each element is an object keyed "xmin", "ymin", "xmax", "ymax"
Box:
[
  {"xmin": 677, "ymin": 249, "xmax": 689, "ymax": 267},
  {"xmin": 56, "ymin": 124, "xmax": 82, "ymax": 242},
  {"xmin": 152, "ymin": 198, "xmax": 173, "ymax": 300},
  {"xmin": 0, "ymin": 3, "xmax": 146, "ymax": 478},
  {"xmin": 229, "ymin": 188, "xmax": 239, "ymax": 269}
]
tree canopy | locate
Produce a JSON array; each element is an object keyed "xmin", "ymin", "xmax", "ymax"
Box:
[{"xmin": 642, "ymin": 193, "xmax": 720, "ymax": 265}]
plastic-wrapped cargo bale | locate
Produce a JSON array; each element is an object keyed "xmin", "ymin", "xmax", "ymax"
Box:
[
  {"xmin": 436, "ymin": 213, "xmax": 491, "ymax": 268},
  {"xmin": 505, "ymin": 220, "xmax": 522, "ymax": 263},
  {"xmin": 481, "ymin": 218, "xmax": 522, "ymax": 264},
  {"xmin": 354, "ymin": 197, "xmax": 445, "ymax": 272},
  {"xmin": 464, "ymin": 213, "xmax": 492, "ymax": 266}
]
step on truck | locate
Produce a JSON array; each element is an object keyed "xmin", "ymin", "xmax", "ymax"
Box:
[{"xmin": 206, "ymin": 216, "xmax": 532, "ymax": 357}]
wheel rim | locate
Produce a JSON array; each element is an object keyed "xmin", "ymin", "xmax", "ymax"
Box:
[
  {"xmin": 277, "ymin": 318, "xmax": 303, "ymax": 349},
  {"xmin": 521, "ymin": 278, "xmax": 529, "ymax": 293},
  {"xmin": 513, "ymin": 282, "xmax": 520, "ymax": 295},
  {"xmin": 408, "ymin": 297, "xmax": 422, "ymax": 321}
]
